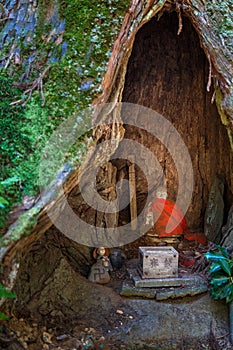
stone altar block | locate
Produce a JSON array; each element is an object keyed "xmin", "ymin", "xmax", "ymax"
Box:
[{"xmin": 138, "ymin": 246, "xmax": 178, "ymax": 279}]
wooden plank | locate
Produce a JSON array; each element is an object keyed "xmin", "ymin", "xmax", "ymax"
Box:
[{"xmin": 129, "ymin": 163, "xmax": 137, "ymax": 230}]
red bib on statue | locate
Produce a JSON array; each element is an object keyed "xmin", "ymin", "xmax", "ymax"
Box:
[{"xmin": 152, "ymin": 198, "xmax": 187, "ymax": 237}]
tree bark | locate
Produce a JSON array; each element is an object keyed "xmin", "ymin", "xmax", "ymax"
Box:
[{"xmin": 1, "ymin": 0, "xmax": 233, "ymax": 321}]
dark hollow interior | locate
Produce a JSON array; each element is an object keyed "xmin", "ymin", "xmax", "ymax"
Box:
[{"xmin": 120, "ymin": 11, "xmax": 233, "ymax": 230}]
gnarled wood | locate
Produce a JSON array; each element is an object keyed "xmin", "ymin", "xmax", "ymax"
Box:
[{"xmin": 1, "ymin": 0, "xmax": 233, "ymax": 321}]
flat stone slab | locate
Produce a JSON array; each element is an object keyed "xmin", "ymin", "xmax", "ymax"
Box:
[
  {"xmin": 156, "ymin": 284, "xmax": 208, "ymax": 300},
  {"xmin": 128, "ymin": 268, "xmax": 207, "ymax": 288},
  {"xmin": 120, "ymin": 282, "xmax": 157, "ymax": 298},
  {"xmin": 120, "ymin": 268, "xmax": 208, "ymax": 300},
  {"xmin": 120, "ymin": 278, "xmax": 208, "ymax": 300}
]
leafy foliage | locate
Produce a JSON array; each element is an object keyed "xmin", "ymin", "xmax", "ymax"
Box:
[
  {"xmin": 0, "ymin": 283, "xmax": 16, "ymax": 321},
  {"xmin": 0, "ymin": 72, "xmax": 69, "ymax": 227},
  {"xmin": 0, "ymin": 73, "xmax": 25, "ymax": 181},
  {"xmin": 205, "ymin": 246, "xmax": 233, "ymax": 303},
  {"xmin": 0, "ymin": 73, "xmax": 27, "ymax": 225},
  {"xmin": 0, "ymin": 177, "xmax": 21, "ymax": 228},
  {"xmin": 0, "ymin": 74, "xmax": 48, "ymax": 224}
]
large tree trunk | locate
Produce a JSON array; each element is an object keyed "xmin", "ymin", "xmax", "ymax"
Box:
[
  {"xmin": 121, "ymin": 12, "xmax": 233, "ymax": 229},
  {"xmin": 1, "ymin": 0, "xmax": 233, "ymax": 324}
]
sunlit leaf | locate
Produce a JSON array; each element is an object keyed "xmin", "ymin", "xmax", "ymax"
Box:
[
  {"xmin": 209, "ymin": 262, "xmax": 221, "ymax": 274},
  {"xmin": 1, "ymin": 176, "xmax": 20, "ymax": 187},
  {"xmin": 205, "ymin": 251, "xmax": 227, "ymax": 261}
]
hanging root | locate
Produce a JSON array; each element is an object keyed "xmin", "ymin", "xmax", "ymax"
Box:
[
  {"xmin": 10, "ymin": 66, "xmax": 51, "ymax": 106},
  {"xmin": 207, "ymin": 53, "xmax": 212, "ymax": 92},
  {"xmin": 176, "ymin": 4, "xmax": 183, "ymax": 35},
  {"xmin": 211, "ymin": 79, "xmax": 219, "ymax": 104}
]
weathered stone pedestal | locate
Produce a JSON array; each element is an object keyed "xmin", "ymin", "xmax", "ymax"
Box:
[
  {"xmin": 121, "ymin": 267, "xmax": 208, "ymax": 300},
  {"xmin": 120, "ymin": 254, "xmax": 208, "ymax": 300}
]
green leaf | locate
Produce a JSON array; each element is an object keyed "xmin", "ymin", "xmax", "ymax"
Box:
[
  {"xmin": 215, "ymin": 245, "xmax": 230, "ymax": 259},
  {"xmin": 219, "ymin": 259, "xmax": 232, "ymax": 276},
  {"xmin": 210, "ymin": 276, "xmax": 229, "ymax": 287},
  {"xmin": 211, "ymin": 283, "xmax": 231, "ymax": 300},
  {"xmin": 0, "ymin": 197, "xmax": 8, "ymax": 205},
  {"xmin": 1, "ymin": 176, "xmax": 20, "ymax": 187},
  {"xmin": 205, "ymin": 251, "xmax": 227, "ymax": 261},
  {"xmin": 209, "ymin": 262, "xmax": 222, "ymax": 274},
  {"xmin": 0, "ymin": 285, "xmax": 16, "ymax": 299},
  {"xmin": 226, "ymin": 291, "xmax": 233, "ymax": 303},
  {"xmin": 0, "ymin": 312, "xmax": 9, "ymax": 321},
  {"xmin": 210, "ymin": 271, "xmax": 228, "ymax": 280}
]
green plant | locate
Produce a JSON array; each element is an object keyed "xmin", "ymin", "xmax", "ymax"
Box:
[
  {"xmin": 0, "ymin": 283, "xmax": 16, "ymax": 321},
  {"xmin": 205, "ymin": 245, "xmax": 233, "ymax": 303},
  {"xmin": 0, "ymin": 1, "xmax": 130, "ymax": 231},
  {"xmin": 0, "ymin": 187, "xmax": 9, "ymax": 210},
  {"xmin": 0, "ymin": 177, "xmax": 21, "ymax": 229}
]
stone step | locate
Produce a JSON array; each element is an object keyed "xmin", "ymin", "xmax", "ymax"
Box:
[
  {"xmin": 128, "ymin": 268, "xmax": 207, "ymax": 288},
  {"xmin": 120, "ymin": 281, "xmax": 208, "ymax": 300},
  {"xmin": 156, "ymin": 284, "xmax": 208, "ymax": 300}
]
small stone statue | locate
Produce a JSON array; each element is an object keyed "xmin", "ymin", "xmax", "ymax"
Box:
[{"xmin": 88, "ymin": 247, "xmax": 112, "ymax": 284}]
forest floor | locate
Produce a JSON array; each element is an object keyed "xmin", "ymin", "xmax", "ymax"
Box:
[{"xmin": 0, "ymin": 239, "xmax": 232, "ymax": 350}]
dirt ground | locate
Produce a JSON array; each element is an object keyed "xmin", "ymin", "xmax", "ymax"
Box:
[{"xmin": 0, "ymin": 239, "xmax": 231, "ymax": 350}]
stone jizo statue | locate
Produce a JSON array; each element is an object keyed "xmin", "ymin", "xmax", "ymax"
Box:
[{"xmin": 88, "ymin": 247, "xmax": 112, "ymax": 284}]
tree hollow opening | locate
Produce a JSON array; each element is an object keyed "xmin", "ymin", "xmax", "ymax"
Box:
[{"xmin": 118, "ymin": 11, "xmax": 233, "ymax": 232}]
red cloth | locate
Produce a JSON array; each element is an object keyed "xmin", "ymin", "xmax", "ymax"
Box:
[
  {"xmin": 152, "ymin": 198, "xmax": 187, "ymax": 237},
  {"xmin": 184, "ymin": 232, "xmax": 208, "ymax": 245}
]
